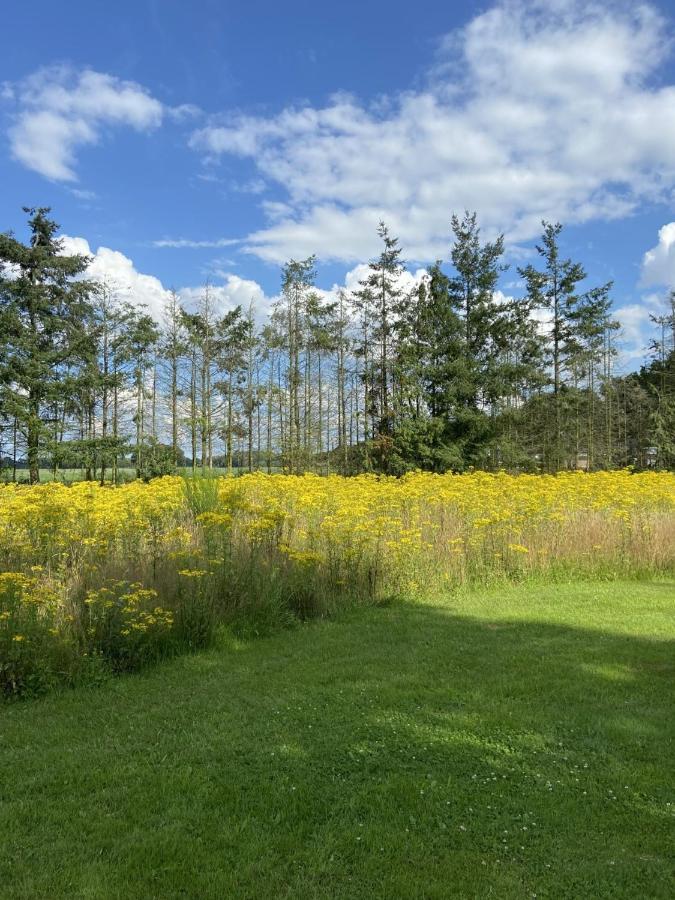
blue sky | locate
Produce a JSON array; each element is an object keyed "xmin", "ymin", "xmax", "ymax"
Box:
[{"xmin": 2, "ymin": 0, "xmax": 675, "ymax": 367}]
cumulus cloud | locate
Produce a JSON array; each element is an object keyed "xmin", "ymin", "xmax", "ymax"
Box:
[
  {"xmin": 50, "ymin": 234, "xmax": 658, "ymax": 367},
  {"xmin": 60, "ymin": 235, "xmax": 171, "ymax": 319},
  {"xmin": 190, "ymin": 0, "xmax": 675, "ymax": 263},
  {"xmin": 612, "ymin": 293, "xmax": 671, "ymax": 368},
  {"xmin": 301, "ymin": 263, "xmax": 428, "ymax": 321},
  {"xmin": 628, "ymin": 222, "xmax": 675, "ymax": 362},
  {"xmin": 641, "ymin": 223, "xmax": 675, "ymax": 287},
  {"xmin": 178, "ymin": 274, "xmax": 273, "ymax": 318},
  {"xmin": 59, "ymin": 235, "xmax": 275, "ymax": 322},
  {"xmin": 8, "ymin": 67, "xmax": 164, "ymax": 181}
]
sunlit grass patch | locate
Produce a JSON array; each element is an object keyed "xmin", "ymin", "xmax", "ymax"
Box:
[{"xmin": 0, "ymin": 580, "xmax": 673, "ymax": 898}]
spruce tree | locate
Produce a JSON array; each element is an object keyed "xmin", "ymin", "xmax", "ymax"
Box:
[
  {"xmin": 447, "ymin": 211, "xmax": 507, "ymax": 465},
  {"xmin": 0, "ymin": 208, "xmax": 97, "ymax": 483},
  {"xmin": 518, "ymin": 221, "xmax": 586, "ymax": 470}
]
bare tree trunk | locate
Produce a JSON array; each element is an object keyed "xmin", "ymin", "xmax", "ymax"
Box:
[
  {"xmin": 267, "ymin": 350, "xmax": 274, "ymax": 474},
  {"xmin": 135, "ymin": 357, "xmax": 144, "ymax": 480},
  {"xmin": 190, "ymin": 351, "xmax": 197, "ymax": 475},
  {"xmin": 247, "ymin": 310, "xmax": 254, "ymax": 473},
  {"xmin": 100, "ymin": 310, "xmax": 109, "ymax": 486},
  {"xmin": 304, "ymin": 343, "xmax": 311, "ymax": 467},
  {"xmin": 317, "ymin": 349, "xmax": 322, "ymax": 471},
  {"xmin": 256, "ymin": 359, "xmax": 262, "ymax": 472},
  {"xmin": 325, "ymin": 372, "xmax": 331, "ymax": 475},
  {"xmin": 292, "ymin": 288, "xmax": 302, "ymax": 472},
  {"xmin": 12, "ymin": 416, "xmax": 17, "ymax": 483},
  {"xmin": 151, "ymin": 352, "xmax": 157, "ymax": 443},
  {"xmin": 112, "ymin": 358, "xmax": 119, "ymax": 485},
  {"xmin": 278, "ymin": 357, "xmax": 285, "ymax": 470},
  {"xmin": 171, "ymin": 352, "xmax": 178, "ymax": 468},
  {"xmin": 52, "ymin": 401, "xmax": 59, "ymax": 482},
  {"xmin": 27, "ymin": 391, "xmax": 40, "ymax": 484},
  {"xmin": 201, "ymin": 357, "xmax": 208, "ymax": 476},
  {"xmin": 226, "ymin": 377, "xmax": 233, "ymax": 475}
]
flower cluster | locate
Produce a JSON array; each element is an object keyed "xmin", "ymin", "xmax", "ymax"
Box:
[{"xmin": 1, "ymin": 470, "xmax": 673, "ymax": 697}]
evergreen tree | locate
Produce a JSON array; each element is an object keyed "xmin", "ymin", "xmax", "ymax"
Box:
[
  {"xmin": 213, "ymin": 306, "xmax": 250, "ymax": 474},
  {"xmin": 355, "ymin": 222, "xmax": 404, "ymax": 471},
  {"xmin": 645, "ymin": 294, "xmax": 675, "ymax": 468},
  {"xmin": 446, "ymin": 211, "xmax": 508, "ymax": 465},
  {"xmin": 123, "ymin": 310, "xmax": 160, "ymax": 479},
  {"xmin": 391, "ymin": 264, "xmax": 465, "ymax": 471},
  {"xmin": 277, "ymin": 257, "xmax": 316, "ymax": 473},
  {"xmin": 0, "ymin": 208, "xmax": 97, "ymax": 483},
  {"xmin": 518, "ymin": 222, "xmax": 587, "ymax": 470},
  {"xmin": 161, "ymin": 289, "xmax": 188, "ymax": 469},
  {"xmin": 564, "ymin": 282, "xmax": 618, "ymax": 468},
  {"xmin": 1, "ymin": 205, "xmax": 671, "ymax": 480}
]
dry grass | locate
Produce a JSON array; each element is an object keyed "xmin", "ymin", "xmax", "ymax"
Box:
[{"xmin": 1, "ymin": 470, "xmax": 674, "ymax": 696}]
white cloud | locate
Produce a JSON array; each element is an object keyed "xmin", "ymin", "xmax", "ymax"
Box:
[
  {"xmin": 313, "ymin": 263, "xmax": 427, "ymax": 313},
  {"xmin": 59, "ymin": 235, "xmax": 274, "ymax": 322},
  {"xmin": 191, "ymin": 0, "xmax": 675, "ymax": 263},
  {"xmin": 167, "ymin": 103, "xmax": 202, "ymax": 122},
  {"xmin": 617, "ymin": 220, "xmax": 675, "ymax": 362},
  {"xmin": 178, "ymin": 275, "xmax": 272, "ymax": 318},
  {"xmin": 58, "ymin": 235, "xmax": 93, "ymax": 257},
  {"xmin": 641, "ymin": 222, "xmax": 675, "ymax": 287},
  {"xmin": 612, "ymin": 293, "xmax": 671, "ymax": 368},
  {"xmin": 614, "ymin": 302, "xmax": 652, "ymax": 349},
  {"xmin": 9, "ymin": 67, "xmax": 163, "ymax": 181},
  {"xmin": 152, "ymin": 237, "xmax": 240, "ymax": 249},
  {"xmin": 60, "ymin": 235, "xmax": 171, "ymax": 320},
  {"xmin": 69, "ymin": 187, "xmax": 97, "ymax": 201},
  {"xmin": 260, "ymin": 200, "xmax": 294, "ymax": 222},
  {"xmin": 48, "ymin": 232, "xmax": 664, "ymax": 368},
  {"xmin": 232, "ymin": 177, "xmax": 267, "ymax": 195}
]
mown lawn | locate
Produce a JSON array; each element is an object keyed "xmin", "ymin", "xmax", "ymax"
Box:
[{"xmin": 1, "ymin": 581, "xmax": 673, "ymax": 899}]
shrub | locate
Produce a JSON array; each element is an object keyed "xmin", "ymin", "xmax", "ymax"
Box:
[
  {"xmin": 79, "ymin": 581, "xmax": 175, "ymax": 672},
  {"xmin": 0, "ymin": 572, "xmax": 75, "ymax": 698}
]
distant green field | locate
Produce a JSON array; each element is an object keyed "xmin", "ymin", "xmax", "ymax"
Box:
[
  {"xmin": 1, "ymin": 580, "xmax": 673, "ymax": 898},
  {"xmin": 0, "ymin": 466, "xmax": 276, "ymax": 484}
]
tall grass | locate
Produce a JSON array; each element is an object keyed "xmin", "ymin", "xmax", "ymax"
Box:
[{"xmin": 1, "ymin": 471, "xmax": 673, "ymax": 697}]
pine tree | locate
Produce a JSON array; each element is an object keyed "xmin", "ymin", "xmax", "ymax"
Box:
[
  {"xmin": 161, "ymin": 289, "xmax": 187, "ymax": 469},
  {"xmin": 123, "ymin": 311, "xmax": 159, "ymax": 479},
  {"xmin": 277, "ymin": 257, "xmax": 316, "ymax": 473},
  {"xmin": 518, "ymin": 222, "xmax": 586, "ymax": 470},
  {"xmin": 391, "ymin": 264, "xmax": 463, "ymax": 471},
  {"xmin": 0, "ymin": 208, "xmax": 97, "ymax": 483},
  {"xmin": 646, "ymin": 294, "xmax": 675, "ymax": 468},
  {"xmin": 564, "ymin": 282, "xmax": 617, "ymax": 468},
  {"xmin": 446, "ymin": 212, "xmax": 507, "ymax": 465},
  {"xmin": 354, "ymin": 222, "xmax": 404, "ymax": 471},
  {"xmin": 213, "ymin": 307, "xmax": 250, "ymax": 474}
]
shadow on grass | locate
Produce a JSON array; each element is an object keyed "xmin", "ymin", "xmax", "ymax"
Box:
[{"xmin": 1, "ymin": 592, "xmax": 674, "ymax": 899}]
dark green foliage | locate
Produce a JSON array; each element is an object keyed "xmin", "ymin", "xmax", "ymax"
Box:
[
  {"xmin": 134, "ymin": 440, "xmax": 178, "ymax": 480},
  {"xmin": 1, "ymin": 207, "xmax": 673, "ymax": 477},
  {"xmin": 0, "ymin": 208, "xmax": 97, "ymax": 483}
]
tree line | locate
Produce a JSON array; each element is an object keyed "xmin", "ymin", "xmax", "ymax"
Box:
[{"xmin": 1, "ymin": 207, "xmax": 673, "ymax": 483}]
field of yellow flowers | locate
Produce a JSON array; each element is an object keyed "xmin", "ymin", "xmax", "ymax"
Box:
[{"xmin": 1, "ymin": 470, "xmax": 674, "ymax": 696}]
